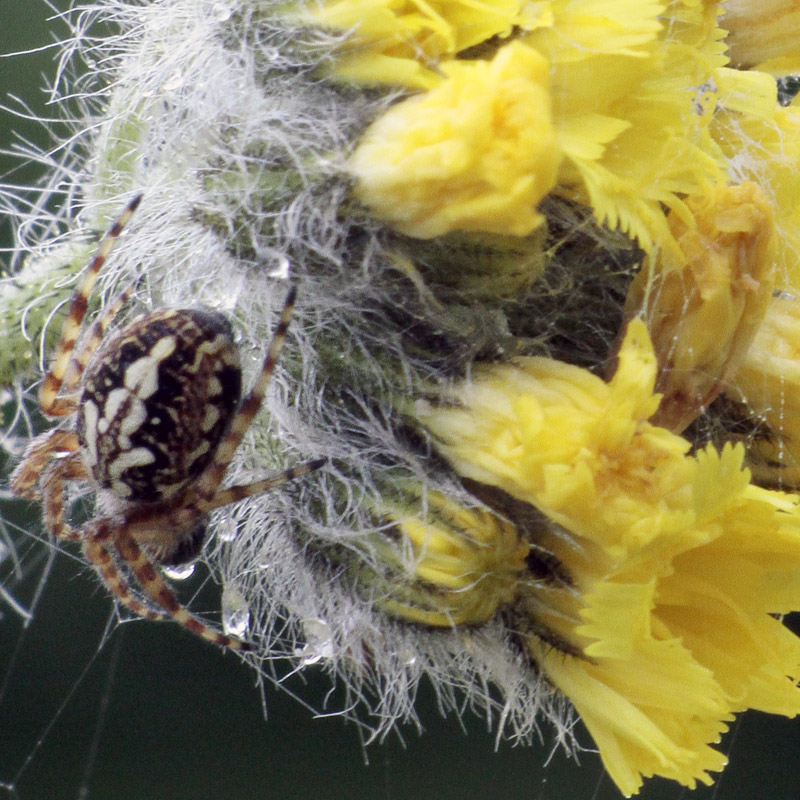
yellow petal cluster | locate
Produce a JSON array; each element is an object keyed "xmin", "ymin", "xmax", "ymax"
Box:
[
  {"xmin": 372, "ymin": 490, "xmax": 529, "ymax": 626},
  {"xmin": 713, "ymin": 98, "xmax": 800, "ymax": 293},
  {"xmin": 296, "ymin": 0, "xmax": 548, "ymax": 89},
  {"xmin": 416, "ymin": 319, "xmax": 800, "ymax": 794},
  {"xmin": 338, "ymin": 0, "xmax": 750, "ymax": 249},
  {"xmin": 420, "ymin": 319, "xmax": 674, "ymax": 559},
  {"xmin": 730, "ymin": 295, "xmax": 800, "ymax": 488},
  {"xmin": 348, "ymin": 41, "xmax": 561, "ymax": 238},
  {"xmin": 533, "ymin": 0, "xmax": 729, "ymax": 253},
  {"xmin": 623, "ymin": 181, "xmax": 777, "ymax": 432}
]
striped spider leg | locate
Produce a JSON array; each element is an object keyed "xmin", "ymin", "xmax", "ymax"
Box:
[{"xmin": 11, "ymin": 197, "xmax": 323, "ymax": 651}]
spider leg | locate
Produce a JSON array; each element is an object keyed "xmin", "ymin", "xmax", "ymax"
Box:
[
  {"xmin": 40, "ymin": 194, "xmax": 142, "ymax": 417},
  {"xmin": 197, "ymin": 458, "xmax": 325, "ymax": 513},
  {"xmin": 83, "ymin": 532, "xmax": 171, "ymax": 624},
  {"xmin": 193, "ymin": 285, "xmax": 297, "ymax": 503},
  {"xmin": 108, "ymin": 522, "xmax": 251, "ymax": 650},
  {"xmin": 39, "ymin": 451, "xmax": 90, "ymax": 542},
  {"xmin": 10, "ymin": 429, "xmax": 80, "ymax": 499},
  {"xmin": 60, "ymin": 280, "xmax": 138, "ymax": 397}
]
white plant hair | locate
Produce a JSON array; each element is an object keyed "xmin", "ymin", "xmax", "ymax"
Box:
[{"xmin": 0, "ymin": 0, "xmax": 602, "ymax": 751}]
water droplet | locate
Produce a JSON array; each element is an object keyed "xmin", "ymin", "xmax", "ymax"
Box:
[
  {"xmin": 262, "ymin": 47, "xmax": 280, "ymax": 64},
  {"xmin": 162, "ymin": 70, "xmax": 184, "ymax": 92},
  {"xmin": 295, "ymin": 618, "xmax": 334, "ymax": 665},
  {"xmin": 268, "ymin": 256, "xmax": 290, "ymax": 280},
  {"xmin": 399, "ymin": 645, "xmax": 417, "ymax": 666},
  {"xmin": 205, "ymin": 273, "xmax": 242, "ymax": 312},
  {"xmin": 212, "ymin": 2, "xmax": 232, "ymax": 22},
  {"xmin": 222, "ymin": 585, "xmax": 250, "ymax": 637},
  {"xmin": 164, "ymin": 562, "xmax": 195, "ymax": 580},
  {"xmin": 215, "ymin": 517, "xmax": 237, "ymax": 542}
]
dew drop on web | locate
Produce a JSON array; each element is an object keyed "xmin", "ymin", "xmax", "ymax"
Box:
[
  {"xmin": 295, "ymin": 618, "xmax": 334, "ymax": 665},
  {"xmin": 222, "ymin": 584, "xmax": 250, "ymax": 638}
]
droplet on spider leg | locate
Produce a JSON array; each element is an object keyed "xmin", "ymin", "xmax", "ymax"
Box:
[
  {"xmin": 163, "ymin": 562, "xmax": 196, "ymax": 581},
  {"xmin": 295, "ymin": 618, "xmax": 334, "ymax": 665},
  {"xmin": 222, "ymin": 584, "xmax": 250, "ymax": 638}
]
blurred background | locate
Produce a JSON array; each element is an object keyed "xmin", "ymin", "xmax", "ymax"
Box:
[{"xmin": 1, "ymin": 3, "xmax": 799, "ymax": 799}]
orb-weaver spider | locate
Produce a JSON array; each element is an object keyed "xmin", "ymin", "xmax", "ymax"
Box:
[{"xmin": 11, "ymin": 195, "xmax": 323, "ymax": 650}]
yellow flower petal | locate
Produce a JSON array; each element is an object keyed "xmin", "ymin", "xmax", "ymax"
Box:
[
  {"xmin": 370, "ymin": 490, "xmax": 529, "ymax": 626},
  {"xmin": 623, "ymin": 181, "xmax": 777, "ymax": 432},
  {"xmin": 530, "ymin": 0, "xmax": 729, "ymax": 253},
  {"xmin": 297, "ymin": 0, "xmax": 550, "ymax": 86},
  {"xmin": 416, "ymin": 321, "xmax": 800, "ymax": 794},
  {"xmin": 349, "ymin": 41, "xmax": 561, "ymax": 238},
  {"xmin": 730, "ymin": 295, "xmax": 800, "ymax": 487}
]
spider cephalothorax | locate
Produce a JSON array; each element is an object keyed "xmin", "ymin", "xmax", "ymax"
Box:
[{"xmin": 11, "ymin": 195, "xmax": 323, "ymax": 650}]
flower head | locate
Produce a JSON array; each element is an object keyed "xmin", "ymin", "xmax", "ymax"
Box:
[
  {"xmin": 5, "ymin": 0, "xmax": 800, "ymax": 797},
  {"xmin": 342, "ymin": 0, "xmax": 746, "ymax": 254},
  {"xmin": 349, "ymin": 41, "xmax": 560, "ymax": 238},
  {"xmin": 713, "ymin": 99, "xmax": 800, "ymax": 293},
  {"xmin": 623, "ymin": 181, "xmax": 777, "ymax": 432},
  {"xmin": 367, "ymin": 489, "xmax": 529, "ymax": 626},
  {"xmin": 730, "ymin": 295, "xmax": 800, "ymax": 487},
  {"xmin": 417, "ymin": 319, "xmax": 800, "ymax": 793}
]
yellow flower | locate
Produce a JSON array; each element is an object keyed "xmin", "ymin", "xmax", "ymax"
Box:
[
  {"xmin": 348, "ymin": 41, "xmax": 561, "ymax": 238},
  {"xmin": 713, "ymin": 99, "xmax": 800, "ymax": 293},
  {"xmin": 729, "ymin": 295, "xmax": 800, "ymax": 488},
  {"xmin": 415, "ymin": 319, "xmax": 800, "ymax": 794},
  {"xmin": 295, "ymin": 0, "xmax": 549, "ymax": 89},
  {"xmin": 371, "ymin": 490, "xmax": 529, "ymax": 626},
  {"xmin": 342, "ymin": 0, "xmax": 741, "ymax": 252},
  {"xmin": 530, "ymin": 0, "xmax": 730, "ymax": 254},
  {"xmin": 722, "ymin": 0, "xmax": 800, "ymax": 73},
  {"xmin": 418, "ymin": 318, "xmax": 677, "ymax": 559},
  {"xmin": 622, "ymin": 181, "xmax": 777, "ymax": 432}
]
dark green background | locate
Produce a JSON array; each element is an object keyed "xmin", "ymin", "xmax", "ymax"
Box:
[{"xmin": 1, "ymin": 3, "xmax": 799, "ymax": 799}]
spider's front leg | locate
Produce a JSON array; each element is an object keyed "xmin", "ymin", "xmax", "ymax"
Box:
[
  {"xmin": 10, "ymin": 429, "xmax": 80, "ymax": 500},
  {"xmin": 88, "ymin": 511, "xmax": 252, "ymax": 651},
  {"xmin": 196, "ymin": 458, "xmax": 326, "ymax": 514},
  {"xmin": 40, "ymin": 451, "xmax": 90, "ymax": 542},
  {"xmin": 40, "ymin": 194, "xmax": 141, "ymax": 417},
  {"xmin": 81, "ymin": 520, "xmax": 171, "ymax": 625}
]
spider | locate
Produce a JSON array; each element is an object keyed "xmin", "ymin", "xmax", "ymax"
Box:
[{"xmin": 10, "ymin": 194, "xmax": 323, "ymax": 651}]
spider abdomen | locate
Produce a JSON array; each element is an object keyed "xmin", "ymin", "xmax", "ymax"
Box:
[{"xmin": 77, "ymin": 308, "xmax": 242, "ymax": 502}]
